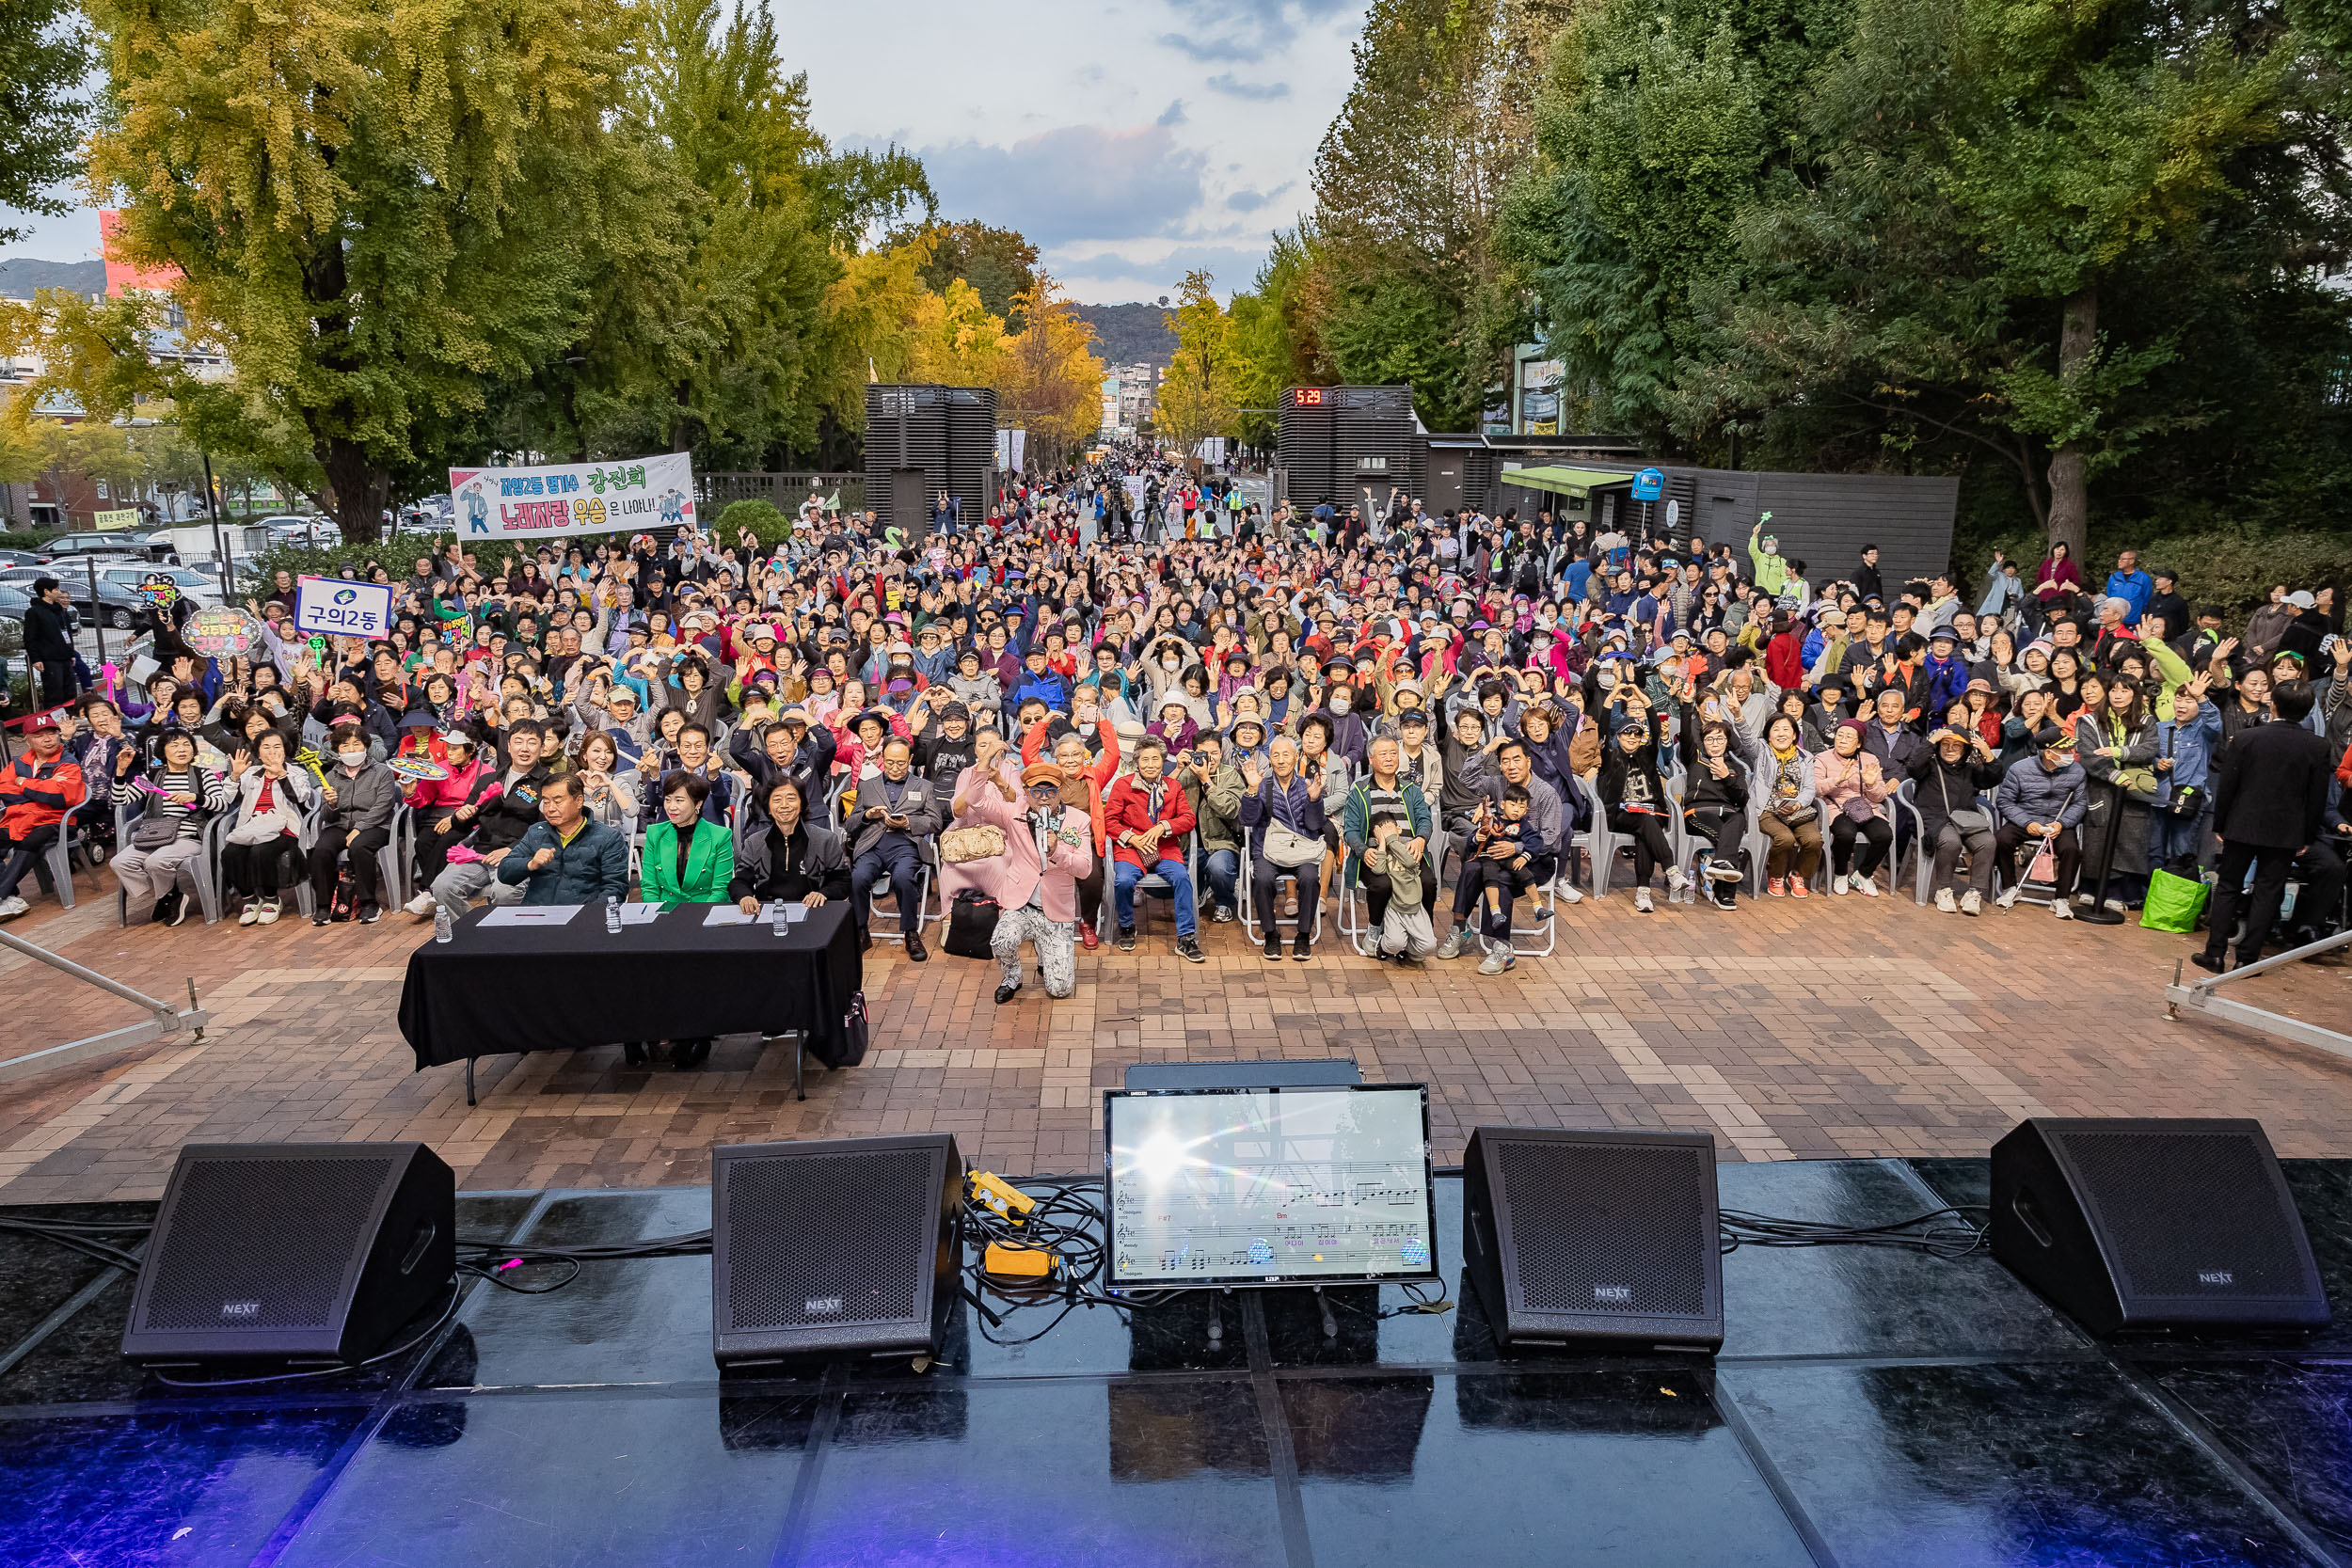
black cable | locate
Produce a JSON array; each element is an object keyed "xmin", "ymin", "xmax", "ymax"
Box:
[
  {"xmin": 147, "ymin": 1279, "xmax": 465, "ymax": 1390},
  {"xmin": 1718, "ymin": 1206, "xmax": 1988, "ymax": 1259},
  {"xmin": 0, "ymin": 1215, "xmax": 150, "ymax": 1272}
]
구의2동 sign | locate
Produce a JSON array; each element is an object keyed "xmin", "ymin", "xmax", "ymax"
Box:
[{"xmin": 294, "ymin": 577, "xmax": 395, "ymax": 640}]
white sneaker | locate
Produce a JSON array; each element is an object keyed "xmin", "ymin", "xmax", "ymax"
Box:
[
  {"xmin": 1667, "ymin": 866, "xmax": 1689, "ymax": 895},
  {"xmin": 1559, "ymin": 883, "xmax": 1583, "ymax": 904},
  {"xmin": 405, "ymin": 893, "xmax": 437, "ymax": 917},
  {"xmin": 238, "ymin": 899, "xmax": 260, "ymax": 926},
  {"xmin": 256, "ymin": 898, "xmax": 281, "ymax": 926},
  {"xmin": 2053, "ymin": 900, "xmax": 2074, "ymax": 919},
  {"xmin": 1960, "ymin": 891, "xmax": 1982, "ymax": 916},
  {"xmin": 1634, "ymin": 887, "xmax": 1654, "ymax": 913},
  {"xmin": 2075, "ymin": 893, "xmax": 2096, "ymax": 906},
  {"xmin": 1831, "ymin": 873, "xmax": 1849, "ymax": 895},
  {"xmin": 2104, "ymin": 897, "xmax": 2127, "ymax": 914},
  {"xmin": 0, "ymin": 895, "xmax": 26, "ymax": 921},
  {"xmin": 1855, "ymin": 877, "xmax": 1880, "ymax": 898},
  {"xmin": 1935, "ymin": 888, "xmax": 1958, "ymax": 913}
]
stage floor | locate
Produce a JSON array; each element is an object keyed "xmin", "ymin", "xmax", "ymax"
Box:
[{"xmin": 5, "ymin": 1158, "xmax": 2352, "ymax": 1567}]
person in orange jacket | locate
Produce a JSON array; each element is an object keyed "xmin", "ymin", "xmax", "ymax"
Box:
[{"xmin": 0, "ymin": 711, "xmax": 88, "ymax": 918}]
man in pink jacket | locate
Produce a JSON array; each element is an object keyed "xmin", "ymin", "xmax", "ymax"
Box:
[{"xmin": 965, "ymin": 761, "xmax": 1095, "ymax": 1002}]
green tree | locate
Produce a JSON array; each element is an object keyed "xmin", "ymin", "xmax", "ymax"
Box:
[
  {"xmin": 0, "ymin": 0, "xmax": 90, "ymax": 246},
  {"xmin": 67, "ymin": 0, "xmax": 647, "ymax": 540},
  {"xmin": 893, "ymin": 220, "xmax": 1040, "ymax": 331},
  {"xmin": 1158, "ymin": 270, "xmax": 1240, "ymax": 454}
]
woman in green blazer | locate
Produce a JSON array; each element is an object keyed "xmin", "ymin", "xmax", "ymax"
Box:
[
  {"xmin": 642, "ymin": 770, "xmax": 736, "ymax": 904},
  {"xmin": 639, "ymin": 771, "xmax": 737, "ymax": 1069}
]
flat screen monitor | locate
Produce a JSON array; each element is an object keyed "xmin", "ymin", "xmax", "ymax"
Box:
[{"xmin": 1104, "ymin": 1085, "xmax": 1438, "ymax": 1289}]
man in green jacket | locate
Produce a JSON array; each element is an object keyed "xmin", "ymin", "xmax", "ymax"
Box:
[{"xmin": 496, "ymin": 773, "xmax": 629, "ymax": 905}]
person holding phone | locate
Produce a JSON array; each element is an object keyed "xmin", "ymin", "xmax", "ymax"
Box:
[{"xmin": 847, "ymin": 736, "xmax": 940, "ymax": 959}]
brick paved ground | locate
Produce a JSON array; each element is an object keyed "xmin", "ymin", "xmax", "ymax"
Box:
[{"xmin": 4, "ymin": 864, "xmax": 2352, "ymax": 1202}]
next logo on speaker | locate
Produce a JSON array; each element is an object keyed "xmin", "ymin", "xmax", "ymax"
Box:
[
  {"xmin": 2199, "ymin": 1271, "xmax": 2235, "ymax": 1287},
  {"xmin": 1593, "ymin": 1285, "xmax": 1632, "ymax": 1304},
  {"xmin": 803, "ymin": 1296, "xmax": 844, "ymax": 1317},
  {"xmin": 220, "ymin": 1301, "xmax": 262, "ymax": 1319}
]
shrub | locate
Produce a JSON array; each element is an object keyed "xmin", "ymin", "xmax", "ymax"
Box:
[{"xmin": 716, "ymin": 499, "xmax": 791, "ymax": 549}]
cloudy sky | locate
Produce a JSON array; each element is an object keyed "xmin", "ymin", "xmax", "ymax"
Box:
[{"xmin": 0, "ymin": 0, "xmax": 1368, "ymax": 307}]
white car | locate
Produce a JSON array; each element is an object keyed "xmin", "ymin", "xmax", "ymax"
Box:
[{"xmin": 96, "ymin": 564, "xmax": 221, "ymax": 610}]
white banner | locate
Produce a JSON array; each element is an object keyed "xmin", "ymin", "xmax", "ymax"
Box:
[
  {"xmin": 295, "ymin": 576, "xmax": 395, "ymax": 640},
  {"xmin": 448, "ymin": 452, "xmax": 697, "ymax": 544}
]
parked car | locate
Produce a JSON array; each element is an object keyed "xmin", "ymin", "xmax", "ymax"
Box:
[
  {"xmin": 0, "ymin": 578, "xmax": 81, "ymax": 635},
  {"xmin": 97, "ymin": 564, "xmax": 221, "ymax": 610},
  {"xmin": 0, "ymin": 565, "xmax": 144, "ymax": 629},
  {"xmin": 0, "ymin": 548, "xmax": 47, "ymax": 570},
  {"xmin": 36, "ymin": 531, "xmax": 167, "ymax": 562}
]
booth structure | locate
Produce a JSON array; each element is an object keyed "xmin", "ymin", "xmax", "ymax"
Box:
[
  {"xmin": 1276, "ymin": 383, "xmax": 1959, "ymax": 590},
  {"xmin": 865, "ymin": 385, "xmax": 997, "ymax": 543}
]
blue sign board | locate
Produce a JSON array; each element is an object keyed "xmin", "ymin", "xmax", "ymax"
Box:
[{"xmin": 1630, "ymin": 467, "xmax": 1665, "ymax": 501}]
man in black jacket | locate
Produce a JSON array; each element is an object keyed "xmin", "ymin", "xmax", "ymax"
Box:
[
  {"xmin": 421, "ymin": 722, "xmax": 556, "ymax": 922},
  {"xmin": 2196, "ymin": 682, "xmax": 2335, "ymax": 973},
  {"xmin": 24, "ymin": 578, "xmax": 76, "ymax": 707}
]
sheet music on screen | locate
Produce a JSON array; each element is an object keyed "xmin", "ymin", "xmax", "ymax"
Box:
[{"xmin": 1104, "ymin": 1085, "xmax": 1438, "ymax": 1288}]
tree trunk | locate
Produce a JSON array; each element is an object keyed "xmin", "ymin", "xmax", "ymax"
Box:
[
  {"xmin": 318, "ymin": 436, "xmax": 389, "ymax": 544},
  {"xmin": 2043, "ymin": 284, "xmax": 2097, "ymax": 562}
]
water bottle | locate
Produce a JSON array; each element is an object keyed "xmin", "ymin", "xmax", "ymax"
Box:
[
  {"xmin": 605, "ymin": 895, "xmax": 622, "ymax": 935},
  {"xmin": 771, "ymin": 899, "xmax": 787, "ymax": 936},
  {"xmin": 433, "ymin": 903, "xmax": 453, "ymax": 943}
]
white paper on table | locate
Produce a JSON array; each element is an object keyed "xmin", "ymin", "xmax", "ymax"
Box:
[
  {"xmin": 703, "ymin": 904, "xmax": 758, "ymax": 927},
  {"xmin": 778, "ymin": 901, "xmax": 809, "ymax": 923},
  {"xmin": 617, "ymin": 901, "xmax": 664, "ymax": 926},
  {"xmin": 481, "ymin": 905, "xmax": 582, "ymax": 927}
]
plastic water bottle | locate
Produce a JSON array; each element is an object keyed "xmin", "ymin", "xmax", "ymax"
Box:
[
  {"xmin": 771, "ymin": 899, "xmax": 787, "ymax": 936},
  {"xmin": 605, "ymin": 895, "xmax": 622, "ymax": 935},
  {"xmin": 433, "ymin": 904, "xmax": 453, "ymax": 943}
]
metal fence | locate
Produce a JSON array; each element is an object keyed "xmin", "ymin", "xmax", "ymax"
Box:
[{"xmin": 699, "ymin": 472, "xmax": 865, "ymax": 517}]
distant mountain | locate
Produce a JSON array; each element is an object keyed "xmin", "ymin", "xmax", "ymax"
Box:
[
  {"xmin": 1074, "ymin": 303, "xmax": 1176, "ymax": 370},
  {"xmin": 0, "ymin": 258, "xmax": 106, "ymax": 300}
]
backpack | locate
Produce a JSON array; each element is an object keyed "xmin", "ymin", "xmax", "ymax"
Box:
[{"xmin": 945, "ymin": 887, "xmax": 1001, "ymax": 959}]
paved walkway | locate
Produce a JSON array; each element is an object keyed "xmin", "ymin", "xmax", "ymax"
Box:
[{"xmin": 5, "ymin": 869, "xmax": 2352, "ymax": 1201}]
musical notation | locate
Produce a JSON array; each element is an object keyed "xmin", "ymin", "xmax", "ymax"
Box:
[{"xmin": 1109, "ymin": 1157, "xmax": 1434, "ymax": 1282}]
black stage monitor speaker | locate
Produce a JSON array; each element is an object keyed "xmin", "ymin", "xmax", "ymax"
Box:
[
  {"xmin": 1990, "ymin": 1117, "xmax": 2328, "ymax": 1336},
  {"xmin": 1462, "ymin": 1127, "xmax": 1724, "ymax": 1354},
  {"xmin": 122, "ymin": 1142, "xmax": 455, "ymax": 1365},
  {"xmin": 712, "ymin": 1133, "xmax": 963, "ymax": 1368}
]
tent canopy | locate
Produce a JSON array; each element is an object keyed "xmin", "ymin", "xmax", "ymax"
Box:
[{"xmin": 1500, "ymin": 465, "xmax": 1636, "ymax": 497}]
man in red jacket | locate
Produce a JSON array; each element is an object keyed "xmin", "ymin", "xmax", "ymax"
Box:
[
  {"xmin": 0, "ymin": 711, "xmax": 88, "ymax": 918},
  {"xmin": 1104, "ymin": 737, "xmax": 1204, "ymax": 962}
]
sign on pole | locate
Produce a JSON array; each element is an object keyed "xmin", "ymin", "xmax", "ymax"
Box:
[
  {"xmin": 294, "ymin": 576, "xmax": 395, "ymax": 641},
  {"xmin": 1630, "ymin": 467, "xmax": 1665, "ymax": 502},
  {"xmin": 447, "ymin": 452, "xmax": 696, "ymax": 544}
]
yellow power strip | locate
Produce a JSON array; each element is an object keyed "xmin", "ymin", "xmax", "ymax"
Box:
[{"xmin": 968, "ymin": 1171, "xmax": 1037, "ymax": 1224}]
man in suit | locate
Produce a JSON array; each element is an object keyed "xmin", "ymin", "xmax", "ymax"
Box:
[
  {"xmin": 2196, "ymin": 681, "xmax": 2335, "ymax": 973},
  {"xmin": 848, "ymin": 735, "xmax": 940, "ymax": 960}
]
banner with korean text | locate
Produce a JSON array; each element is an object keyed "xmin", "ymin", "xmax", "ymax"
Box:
[{"xmin": 447, "ymin": 452, "xmax": 697, "ymax": 543}]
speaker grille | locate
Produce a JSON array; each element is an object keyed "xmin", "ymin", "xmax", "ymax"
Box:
[
  {"xmin": 2063, "ymin": 1131, "xmax": 2310, "ymax": 1299},
  {"xmin": 1497, "ymin": 1140, "xmax": 1708, "ymax": 1317},
  {"xmin": 724, "ymin": 1148, "xmax": 932, "ymax": 1330},
  {"xmin": 143, "ymin": 1156, "xmax": 393, "ymax": 1329}
]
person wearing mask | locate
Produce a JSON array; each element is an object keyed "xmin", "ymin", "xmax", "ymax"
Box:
[
  {"xmin": 1104, "ymin": 738, "xmax": 1205, "ymax": 961},
  {"xmin": 308, "ymin": 721, "xmax": 401, "ymax": 924},
  {"xmin": 110, "ymin": 728, "xmax": 230, "ymax": 927},
  {"xmin": 966, "ymin": 762, "xmax": 1095, "ymax": 1003},
  {"xmin": 1239, "ymin": 732, "xmax": 1327, "ymax": 961},
  {"xmin": 847, "ymin": 736, "xmax": 940, "ymax": 959},
  {"xmin": 2195, "ymin": 681, "xmax": 2336, "ymax": 973}
]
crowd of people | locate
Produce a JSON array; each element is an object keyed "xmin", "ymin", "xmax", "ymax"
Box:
[{"xmin": 2, "ymin": 452, "xmax": 2347, "ymax": 1013}]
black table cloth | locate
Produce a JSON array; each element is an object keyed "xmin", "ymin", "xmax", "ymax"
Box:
[{"xmin": 398, "ymin": 902, "xmax": 864, "ymax": 1071}]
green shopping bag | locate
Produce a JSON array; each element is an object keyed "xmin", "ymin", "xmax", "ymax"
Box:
[{"xmin": 2141, "ymin": 867, "xmax": 2208, "ymax": 933}]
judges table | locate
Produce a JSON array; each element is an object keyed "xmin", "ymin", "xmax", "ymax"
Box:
[{"xmin": 397, "ymin": 900, "xmax": 864, "ymax": 1103}]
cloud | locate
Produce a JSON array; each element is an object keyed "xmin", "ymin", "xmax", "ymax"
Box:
[
  {"xmin": 911, "ymin": 122, "xmax": 1208, "ymax": 246},
  {"xmin": 1157, "ymin": 100, "xmax": 1187, "ymax": 127},
  {"xmin": 1159, "ymin": 0, "xmax": 1359, "ymax": 60},
  {"xmin": 1051, "ymin": 242, "xmax": 1279, "ymax": 301},
  {"xmin": 1206, "ymin": 74, "xmax": 1291, "ymax": 101},
  {"xmin": 1225, "ymin": 182, "xmax": 1294, "ymax": 213}
]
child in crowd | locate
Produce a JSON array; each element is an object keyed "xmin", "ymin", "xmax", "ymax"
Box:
[{"xmin": 1365, "ymin": 812, "xmax": 1436, "ymax": 963}]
